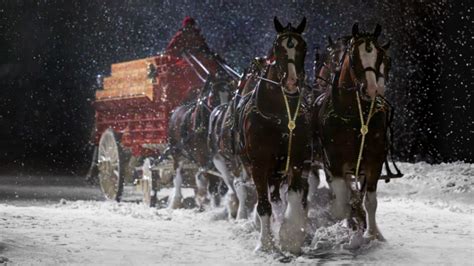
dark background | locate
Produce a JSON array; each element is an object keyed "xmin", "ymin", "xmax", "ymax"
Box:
[{"xmin": 0, "ymin": 0, "xmax": 471, "ymax": 176}]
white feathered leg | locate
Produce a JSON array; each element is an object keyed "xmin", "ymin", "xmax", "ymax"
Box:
[
  {"xmin": 364, "ymin": 191, "xmax": 385, "ymax": 241},
  {"xmin": 255, "ymin": 214, "xmax": 275, "ymax": 252},
  {"xmin": 330, "ymin": 177, "xmax": 351, "ymax": 221},
  {"xmin": 279, "ymin": 190, "xmax": 307, "ymax": 254},
  {"xmin": 213, "ymin": 154, "xmax": 239, "ymax": 218},
  {"xmin": 168, "ymin": 162, "xmax": 183, "ymax": 209},
  {"xmin": 194, "ymin": 169, "xmax": 209, "ymax": 210},
  {"xmin": 235, "ymin": 179, "xmax": 249, "ymax": 219}
]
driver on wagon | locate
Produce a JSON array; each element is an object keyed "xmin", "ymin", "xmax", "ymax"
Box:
[{"xmin": 166, "ymin": 16, "xmax": 213, "ymax": 58}]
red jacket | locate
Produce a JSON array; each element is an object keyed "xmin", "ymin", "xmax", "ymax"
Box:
[{"xmin": 166, "ymin": 26, "xmax": 211, "ymax": 57}]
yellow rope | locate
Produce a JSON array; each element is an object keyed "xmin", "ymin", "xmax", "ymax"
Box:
[
  {"xmin": 281, "ymin": 88, "xmax": 302, "ymax": 173},
  {"xmin": 355, "ymin": 91, "xmax": 376, "ymax": 189}
]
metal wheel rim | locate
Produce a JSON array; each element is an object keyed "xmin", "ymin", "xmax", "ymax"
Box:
[{"xmin": 98, "ymin": 130, "xmax": 121, "ymax": 200}]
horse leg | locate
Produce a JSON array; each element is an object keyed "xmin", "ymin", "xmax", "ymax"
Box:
[
  {"xmin": 194, "ymin": 168, "xmax": 209, "ymax": 210},
  {"xmin": 207, "ymin": 173, "xmax": 222, "ymax": 208},
  {"xmin": 279, "ymin": 169, "xmax": 308, "ymax": 255},
  {"xmin": 213, "ymin": 154, "xmax": 239, "ymax": 218},
  {"xmin": 329, "ymin": 175, "xmax": 351, "ymax": 223},
  {"xmin": 168, "ymin": 161, "xmax": 184, "ymax": 209},
  {"xmin": 363, "ymin": 167, "xmax": 385, "ymax": 241},
  {"xmin": 269, "ymin": 176, "xmax": 284, "ymax": 225},
  {"xmin": 307, "ymin": 163, "xmax": 321, "ymax": 207},
  {"xmin": 253, "ymin": 167, "xmax": 275, "ymax": 252},
  {"xmin": 235, "ymin": 166, "xmax": 257, "ymax": 220},
  {"xmin": 351, "ymin": 185, "xmax": 367, "ymax": 230}
]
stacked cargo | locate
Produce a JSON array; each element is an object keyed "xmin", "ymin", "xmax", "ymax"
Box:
[{"xmin": 96, "ymin": 57, "xmax": 158, "ymax": 101}]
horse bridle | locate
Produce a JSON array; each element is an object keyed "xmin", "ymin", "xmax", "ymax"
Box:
[
  {"xmin": 348, "ymin": 38, "xmax": 386, "ymax": 82},
  {"xmin": 271, "ymin": 32, "xmax": 307, "ymax": 90},
  {"xmin": 196, "ymin": 79, "xmax": 232, "ymax": 112}
]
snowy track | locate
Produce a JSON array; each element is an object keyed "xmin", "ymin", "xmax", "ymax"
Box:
[
  {"xmin": 1, "ymin": 162, "xmax": 473, "ymax": 264},
  {"xmin": 0, "ymin": 202, "xmax": 269, "ymax": 264}
]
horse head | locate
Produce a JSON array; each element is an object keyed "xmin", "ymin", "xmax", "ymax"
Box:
[
  {"xmin": 271, "ymin": 17, "xmax": 307, "ymax": 94},
  {"xmin": 315, "ymin": 35, "xmax": 350, "ymax": 89},
  {"xmin": 204, "ymin": 71, "xmax": 233, "ymax": 109},
  {"xmin": 342, "ymin": 23, "xmax": 390, "ymax": 99}
]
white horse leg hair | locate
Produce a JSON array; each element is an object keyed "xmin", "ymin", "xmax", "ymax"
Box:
[
  {"xmin": 279, "ymin": 190, "xmax": 307, "ymax": 254},
  {"xmin": 255, "ymin": 214, "xmax": 275, "ymax": 252},
  {"xmin": 213, "ymin": 154, "xmax": 239, "ymax": 218},
  {"xmin": 364, "ymin": 191, "xmax": 385, "ymax": 241},
  {"xmin": 235, "ymin": 178, "xmax": 249, "ymax": 219},
  {"xmin": 194, "ymin": 169, "xmax": 208, "ymax": 209},
  {"xmin": 330, "ymin": 177, "xmax": 351, "ymax": 221},
  {"xmin": 168, "ymin": 162, "xmax": 183, "ymax": 209}
]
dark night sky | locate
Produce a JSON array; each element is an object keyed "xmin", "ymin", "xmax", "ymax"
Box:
[{"xmin": 0, "ymin": 0, "xmax": 472, "ymax": 175}]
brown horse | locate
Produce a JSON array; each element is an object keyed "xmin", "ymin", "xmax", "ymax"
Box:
[
  {"xmin": 238, "ymin": 17, "xmax": 311, "ymax": 254},
  {"xmin": 314, "ymin": 36, "xmax": 351, "ymax": 92},
  {"xmin": 166, "ymin": 73, "xmax": 233, "ymax": 209},
  {"xmin": 312, "ymin": 23, "xmax": 391, "ymax": 242},
  {"xmin": 207, "ymin": 59, "xmax": 268, "ymax": 219}
]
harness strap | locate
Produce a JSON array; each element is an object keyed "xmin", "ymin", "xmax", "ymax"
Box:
[
  {"xmin": 354, "ymin": 91, "xmax": 376, "ymax": 190},
  {"xmin": 363, "ymin": 66, "xmax": 384, "ymax": 79},
  {"xmin": 281, "ymin": 86, "xmax": 302, "ymax": 173}
]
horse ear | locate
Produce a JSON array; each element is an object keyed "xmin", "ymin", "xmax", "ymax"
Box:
[
  {"xmin": 295, "ymin": 17, "xmax": 306, "ymax": 34},
  {"xmin": 382, "ymin": 40, "xmax": 391, "ymax": 50},
  {"xmin": 352, "ymin": 23, "xmax": 359, "ymax": 37},
  {"xmin": 274, "ymin": 17, "xmax": 284, "ymax": 33},
  {"xmin": 373, "ymin": 23, "xmax": 382, "ymax": 38},
  {"xmin": 327, "ymin": 36, "xmax": 334, "ymax": 47}
]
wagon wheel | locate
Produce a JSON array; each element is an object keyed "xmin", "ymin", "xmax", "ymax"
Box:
[{"xmin": 97, "ymin": 128, "xmax": 124, "ymax": 201}]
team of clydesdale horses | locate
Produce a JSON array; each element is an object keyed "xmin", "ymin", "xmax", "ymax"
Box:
[{"xmin": 165, "ymin": 17, "xmax": 395, "ymax": 254}]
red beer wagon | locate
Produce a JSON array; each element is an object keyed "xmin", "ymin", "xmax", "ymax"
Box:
[{"xmin": 89, "ymin": 51, "xmax": 223, "ymax": 206}]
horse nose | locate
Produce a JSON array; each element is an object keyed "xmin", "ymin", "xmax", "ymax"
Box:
[{"xmin": 287, "ymin": 75, "xmax": 297, "ymax": 85}]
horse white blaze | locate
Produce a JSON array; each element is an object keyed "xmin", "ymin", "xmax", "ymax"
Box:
[
  {"xmin": 279, "ymin": 190, "xmax": 306, "ymax": 254},
  {"xmin": 377, "ymin": 62, "xmax": 386, "ymax": 96},
  {"xmin": 282, "ymin": 37, "xmax": 299, "ymax": 92},
  {"xmin": 358, "ymin": 41, "xmax": 378, "ymax": 98}
]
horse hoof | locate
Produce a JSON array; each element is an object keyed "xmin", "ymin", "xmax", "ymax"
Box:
[
  {"xmin": 363, "ymin": 230, "xmax": 386, "ymax": 242},
  {"xmin": 236, "ymin": 207, "xmax": 248, "ymax": 220},
  {"xmin": 168, "ymin": 196, "xmax": 183, "ymax": 209},
  {"xmin": 226, "ymin": 192, "xmax": 239, "ymax": 219},
  {"xmin": 279, "ymin": 225, "xmax": 305, "ymax": 255},
  {"xmin": 376, "ymin": 233, "xmax": 386, "ymax": 242},
  {"xmin": 254, "ymin": 241, "xmax": 277, "ymax": 253},
  {"xmin": 343, "ymin": 231, "xmax": 365, "ymax": 250}
]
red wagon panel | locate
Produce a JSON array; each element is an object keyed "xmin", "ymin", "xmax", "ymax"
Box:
[{"xmin": 92, "ymin": 53, "xmax": 220, "ymax": 157}]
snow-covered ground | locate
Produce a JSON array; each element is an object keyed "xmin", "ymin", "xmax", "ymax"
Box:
[{"xmin": 0, "ymin": 162, "xmax": 473, "ymax": 265}]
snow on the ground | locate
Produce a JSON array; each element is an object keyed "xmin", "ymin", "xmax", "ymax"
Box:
[
  {"xmin": 0, "ymin": 201, "xmax": 271, "ymax": 264},
  {"xmin": 0, "ymin": 162, "xmax": 473, "ymax": 265},
  {"xmin": 378, "ymin": 162, "xmax": 474, "ymax": 213}
]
